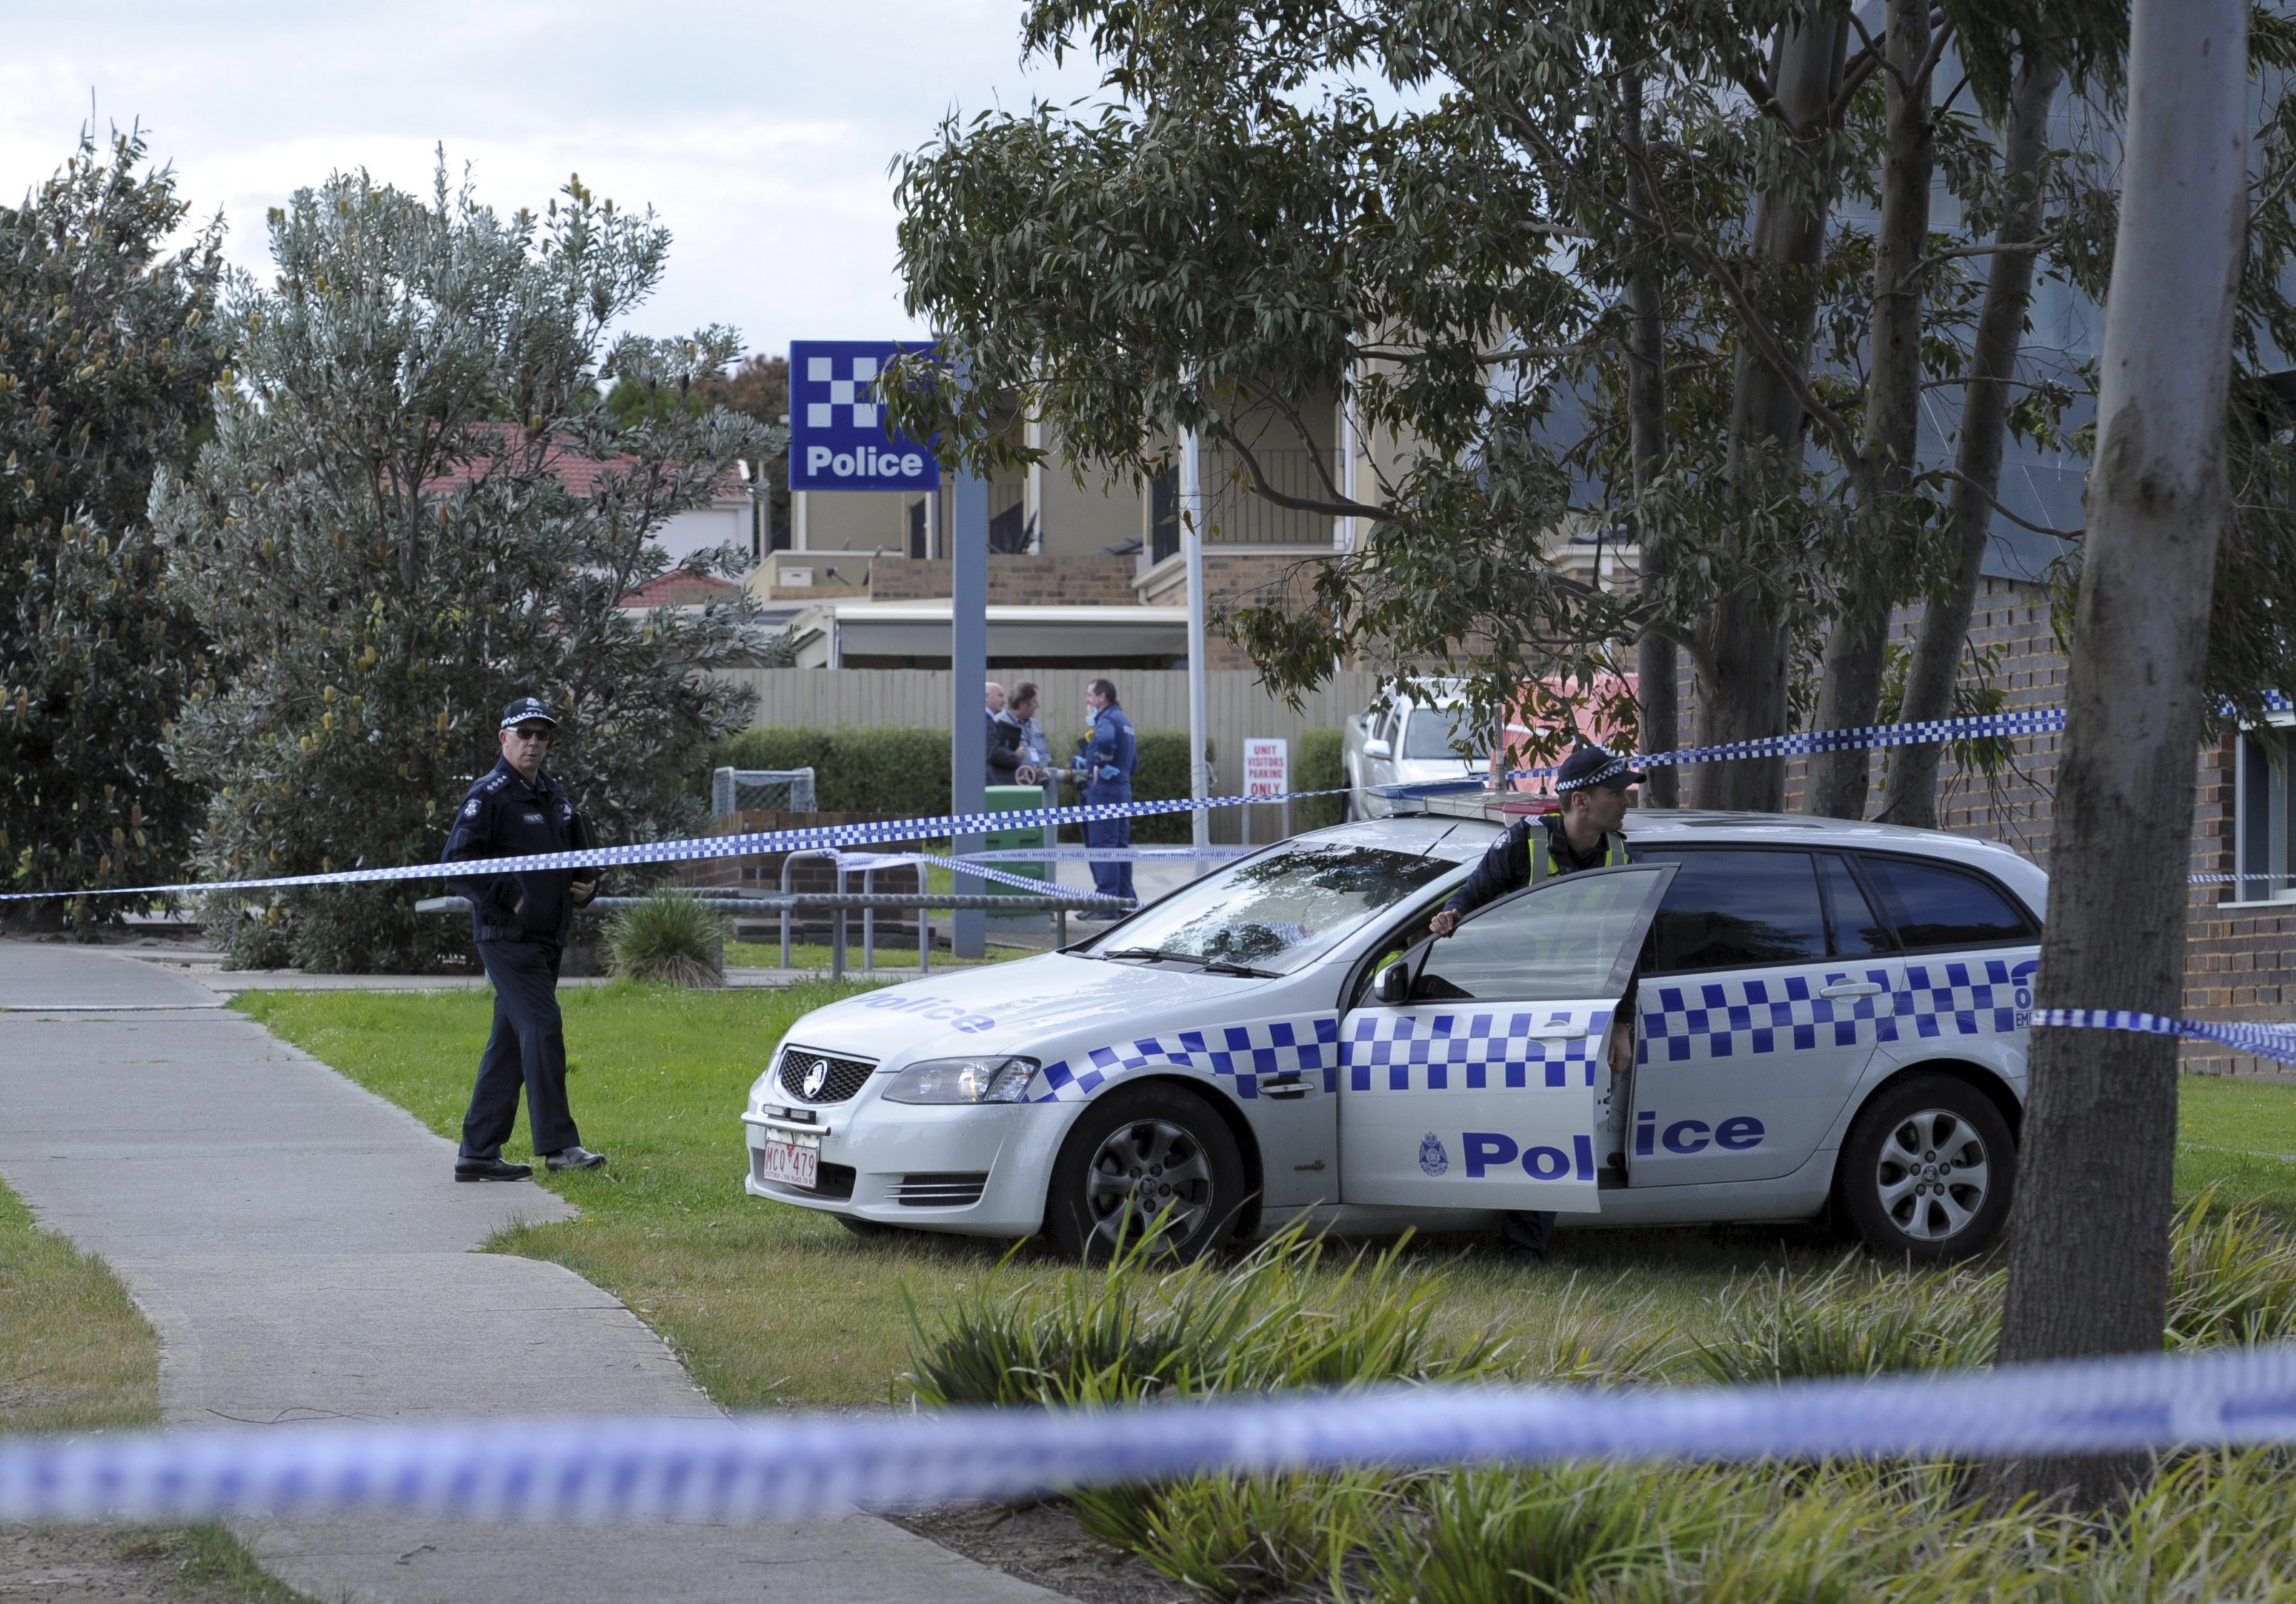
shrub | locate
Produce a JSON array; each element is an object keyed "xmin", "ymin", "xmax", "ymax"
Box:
[
  {"xmin": 1293, "ymin": 726, "xmax": 1348, "ymax": 831},
  {"xmin": 2167, "ymin": 1187, "xmax": 2296, "ymax": 1347},
  {"xmin": 605, "ymin": 888, "xmax": 725, "ymax": 987},
  {"xmin": 1072, "ymin": 1469, "xmax": 1401, "ymax": 1601},
  {"xmin": 1691, "ymin": 1254, "xmax": 2001, "ymax": 1383}
]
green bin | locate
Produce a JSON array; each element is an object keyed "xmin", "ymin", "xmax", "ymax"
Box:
[{"xmin": 982, "ymin": 783, "xmax": 1049, "ymax": 921}]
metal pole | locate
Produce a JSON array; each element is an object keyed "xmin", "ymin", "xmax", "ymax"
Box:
[
  {"xmin": 920, "ymin": 910, "xmax": 931, "ymax": 974},
  {"xmin": 862, "ymin": 868, "xmax": 875, "ymax": 971},
  {"xmin": 832, "ymin": 861, "xmax": 846, "ymax": 980},
  {"xmin": 1181, "ymin": 423, "xmax": 1209, "ymax": 850},
  {"xmin": 951, "ymin": 465, "xmax": 989, "ymax": 959}
]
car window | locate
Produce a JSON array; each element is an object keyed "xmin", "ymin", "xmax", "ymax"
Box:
[
  {"xmin": 1414, "ymin": 870, "xmax": 1659, "ymax": 1002},
  {"xmin": 1087, "ymin": 842, "xmax": 1460, "ymax": 974},
  {"xmin": 1858, "ymin": 854, "xmax": 2034, "ymax": 950},
  {"xmin": 1819, "ymin": 853, "xmax": 1897, "ymax": 956},
  {"xmin": 1402, "ymin": 706, "xmax": 1488, "ymax": 761},
  {"xmin": 1636, "ymin": 849, "xmax": 1829, "ymax": 972}
]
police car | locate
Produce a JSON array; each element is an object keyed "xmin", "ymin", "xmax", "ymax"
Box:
[{"xmin": 741, "ymin": 799, "xmax": 2045, "ymax": 1263}]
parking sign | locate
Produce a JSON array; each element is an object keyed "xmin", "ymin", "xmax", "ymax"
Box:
[
  {"xmin": 788, "ymin": 340, "xmax": 941, "ymax": 492},
  {"xmin": 1244, "ymin": 738, "xmax": 1290, "ymax": 799}
]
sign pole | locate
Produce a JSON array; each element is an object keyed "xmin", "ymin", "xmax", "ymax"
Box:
[
  {"xmin": 951, "ymin": 469, "xmax": 989, "ymax": 961},
  {"xmin": 1181, "ymin": 425, "xmax": 1209, "ymax": 849}
]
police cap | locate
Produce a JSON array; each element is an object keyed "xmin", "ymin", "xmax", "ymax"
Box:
[
  {"xmin": 499, "ymin": 696, "xmax": 560, "ymax": 731},
  {"xmin": 1554, "ymin": 745, "xmax": 1645, "ymax": 792}
]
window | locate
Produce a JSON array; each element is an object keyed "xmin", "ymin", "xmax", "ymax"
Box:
[
  {"xmin": 1402, "ymin": 706, "xmax": 1489, "ymax": 761},
  {"xmin": 1637, "ymin": 850, "xmax": 1829, "ymax": 972},
  {"xmin": 1819, "ymin": 853, "xmax": 1897, "ymax": 956},
  {"xmin": 1856, "ymin": 855, "xmax": 2034, "ymax": 950},
  {"xmin": 2234, "ymin": 724, "xmax": 2296, "ymax": 902},
  {"xmin": 1415, "ymin": 868, "xmax": 1661, "ymax": 1001},
  {"xmin": 1089, "ymin": 842, "xmax": 1460, "ymax": 975}
]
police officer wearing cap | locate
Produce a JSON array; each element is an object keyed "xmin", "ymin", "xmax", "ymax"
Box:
[
  {"xmin": 1427, "ymin": 744, "xmax": 1643, "ymax": 1262},
  {"xmin": 440, "ymin": 698, "xmax": 608, "ymax": 1182}
]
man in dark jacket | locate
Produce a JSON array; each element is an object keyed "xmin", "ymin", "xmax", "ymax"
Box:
[{"xmin": 440, "ymin": 696, "xmax": 605, "ymax": 1182}]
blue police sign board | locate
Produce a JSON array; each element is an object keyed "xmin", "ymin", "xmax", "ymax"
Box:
[{"xmin": 788, "ymin": 340, "xmax": 941, "ymax": 492}]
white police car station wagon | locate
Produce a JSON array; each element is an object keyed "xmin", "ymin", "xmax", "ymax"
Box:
[{"xmin": 741, "ymin": 798, "xmax": 2047, "ymax": 1262}]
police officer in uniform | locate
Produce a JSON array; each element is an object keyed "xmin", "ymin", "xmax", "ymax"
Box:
[
  {"xmin": 1428, "ymin": 745, "xmax": 1643, "ymax": 1262},
  {"xmin": 1073, "ymin": 678, "xmax": 1137, "ymax": 914},
  {"xmin": 441, "ymin": 698, "xmax": 608, "ymax": 1182}
]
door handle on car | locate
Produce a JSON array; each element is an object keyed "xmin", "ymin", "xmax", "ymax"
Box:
[
  {"xmin": 1820, "ymin": 980, "xmax": 1884, "ymax": 999},
  {"xmin": 1262, "ymin": 1073, "xmax": 1311, "ymax": 1101}
]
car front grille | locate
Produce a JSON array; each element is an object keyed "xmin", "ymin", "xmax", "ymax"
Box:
[
  {"xmin": 891, "ymin": 1172, "xmax": 990, "ymax": 1208},
  {"xmin": 776, "ymin": 1046, "xmax": 874, "ymax": 1105}
]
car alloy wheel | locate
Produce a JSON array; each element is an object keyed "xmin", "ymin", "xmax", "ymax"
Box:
[
  {"xmin": 1045, "ymin": 1083, "xmax": 1247, "ymax": 1264},
  {"xmin": 1838, "ymin": 1071, "xmax": 2015, "ymax": 1262},
  {"xmin": 1873, "ymin": 1108, "xmax": 1991, "ymax": 1244}
]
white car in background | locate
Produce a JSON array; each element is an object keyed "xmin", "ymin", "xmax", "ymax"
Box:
[
  {"xmin": 741, "ymin": 800, "xmax": 2047, "ymax": 1264},
  {"xmin": 1340, "ymin": 690, "xmax": 1490, "ymax": 818}
]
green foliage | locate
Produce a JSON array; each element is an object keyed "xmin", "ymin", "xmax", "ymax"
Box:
[
  {"xmin": 712, "ymin": 725, "xmax": 1207, "ymax": 843},
  {"xmin": 1074, "ymin": 1469, "xmax": 1401, "ymax": 1600},
  {"xmin": 902, "ymin": 1223, "xmax": 1505, "ymax": 1409},
  {"xmin": 158, "ymin": 162, "xmax": 770, "ymax": 971},
  {"xmin": 605, "ymin": 887, "xmax": 725, "ymax": 987},
  {"xmin": 1294, "ymin": 726, "xmax": 1346, "ymax": 830},
  {"xmin": 0, "ymin": 127, "xmax": 227, "ymax": 921},
  {"xmin": 1691, "ymin": 1254, "xmax": 2001, "ymax": 1383}
]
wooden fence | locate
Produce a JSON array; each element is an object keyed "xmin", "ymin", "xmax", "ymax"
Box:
[{"xmin": 706, "ymin": 666, "xmax": 1386, "ymax": 843}]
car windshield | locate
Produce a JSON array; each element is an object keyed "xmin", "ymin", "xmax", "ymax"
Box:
[
  {"xmin": 1402, "ymin": 707, "xmax": 1488, "ymax": 761},
  {"xmin": 1087, "ymin": 842, "xmax": 1461, "ymax": 974}
]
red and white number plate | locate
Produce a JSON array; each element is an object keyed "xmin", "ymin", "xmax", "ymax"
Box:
[{"xmin": 757, "ymin": 1133, "xmax": 821, "ymax": 1189}]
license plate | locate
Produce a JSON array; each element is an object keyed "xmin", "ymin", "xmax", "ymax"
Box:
[{"xmin": 758, "ymin": 1134, "xmax": 821, "ymax": 1189}]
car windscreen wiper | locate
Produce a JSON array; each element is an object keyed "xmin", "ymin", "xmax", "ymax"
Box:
[
  {"xmin": 1197, "ymin": 959, "xmax": 1281, "ymax": 979},
  {"xmin": 1099, "ymin": 946, "xmax": 1192, "ymax": 964}
]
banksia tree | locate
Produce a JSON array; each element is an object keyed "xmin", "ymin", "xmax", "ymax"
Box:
[
  {"xmin": 158, "ymin": 161, "xmax": 764, "ymax": 971},
  {"xmin": 0, "ymin": 127, "xmax": 226, "ymax": 926}
]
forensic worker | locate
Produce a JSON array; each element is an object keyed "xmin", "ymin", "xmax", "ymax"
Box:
[
  {"xmin": 1427, "ymin": 744, "xmax": 1642, "ymax": 1262},
  {"xmin": 1073, "ymin": 678, "xmax": 1137, "ymax": 914},
  {"xmin": 440, "ymin": 697, "xmax": 608, "ymax": 1182}
]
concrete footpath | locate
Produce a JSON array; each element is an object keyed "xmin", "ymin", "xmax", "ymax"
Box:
[{"xmin": 0, "ymin": 941, "xmax": 1061, "ymax": 1604}]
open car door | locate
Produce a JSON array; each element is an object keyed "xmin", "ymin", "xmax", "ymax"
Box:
[{"xmin": 1337, "ymin": 862, "xmax": 1676, "ymax": 1212}]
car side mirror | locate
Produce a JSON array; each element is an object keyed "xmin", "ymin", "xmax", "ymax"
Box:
[
  {"xmin": 1363, "ymin": 738, "xmax": 1392, "ymax": 760},
  {"xmin": 1375, "ymin": 959, "xmax": 1412, "ymax": 1006}
]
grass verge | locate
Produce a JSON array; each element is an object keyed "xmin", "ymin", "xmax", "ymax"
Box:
[
  {"xmin": 0, "ymin": 1175, "xmax": 308, "ymax": 1601},
  {"xmin": 723, "ymin": 938, "xmax": 1036, "ymax": 971}
]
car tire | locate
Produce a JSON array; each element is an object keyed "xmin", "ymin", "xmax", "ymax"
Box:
[
  {"xmin": 1836, "ymin": 1071, "xmax": 2015, "ymax": 1262},
  {"xmin": 1044, "ymin": 1084, "xmax": 1247, "ymax": 1264}
]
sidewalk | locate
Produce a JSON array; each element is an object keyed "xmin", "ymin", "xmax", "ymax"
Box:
[{"xmin": 0, "ymin": 941, "xmax": 1060, "ymax": 1604}]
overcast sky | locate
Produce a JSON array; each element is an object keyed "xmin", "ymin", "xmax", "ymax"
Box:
[{"xmin": 0, "ymin": 1, "xmax": 1107, "ymax": 362}]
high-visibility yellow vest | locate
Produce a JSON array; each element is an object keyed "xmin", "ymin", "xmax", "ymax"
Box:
[{"xmin": 1526, "ymin": 819, "xmax": 1630, "ymax": 885}]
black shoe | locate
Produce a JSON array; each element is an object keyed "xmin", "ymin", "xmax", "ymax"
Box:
[
  {"xmin": 544, "ymin": 1146, "xmax": 607, "ymax": 1172},
  {"xmin": 455, "ymin": 1157, "xmax": 533, "ymax": 1183}
]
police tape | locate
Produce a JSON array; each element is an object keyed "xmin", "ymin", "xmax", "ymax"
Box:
[
  {"xmin": 6, "ymin": 1344, "xmax": 2296, "ymax": 1525},
  {"xmin": 2032, "ymin": 1009, "xmax": 2296, "ymax": 1067}
]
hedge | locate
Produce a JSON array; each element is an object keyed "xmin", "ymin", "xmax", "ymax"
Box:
[
  {"xmin": 1294, "ymin": 726, "xmax": 1347, "ymax": 831},
  {"xmin": 711, "ymin": 726, "xmax": 1214, "ymax": 843}
]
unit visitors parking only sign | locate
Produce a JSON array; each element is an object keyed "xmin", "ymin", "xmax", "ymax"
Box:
[
  {"xmin": 788, "ymin": 340, "xmax": 941, "ymax": 492},
  {"xmin": 1243, "ymin": 738, "xmax": 1289, "ymax": 799}
]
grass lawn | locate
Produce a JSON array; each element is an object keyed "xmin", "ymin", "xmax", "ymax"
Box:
[
  {"xmin": 722, "ymin": 938, "xmax": 1036, "ymax": 971},
  {"xmin": 0, "ymin": 1177, "xmax": 307, "ymax": 1601},
  {"xmin": 236, "ymin": 981, "xmax": 2296, "ymax": 1413}
]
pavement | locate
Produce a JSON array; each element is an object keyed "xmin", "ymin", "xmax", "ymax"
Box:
[{"xmin": 0, "ymin": 941, "xmax": 1062, "ymax": 1604}]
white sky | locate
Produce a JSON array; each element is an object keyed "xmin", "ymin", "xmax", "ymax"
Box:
[{"xmin": 0, "ymin": 1, "xmax": 1109, "ymax": 361}]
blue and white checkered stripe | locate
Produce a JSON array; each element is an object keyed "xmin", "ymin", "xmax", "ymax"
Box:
[
  {"xmin": 1640, "ymin": 959, "xmax": 2041, "ymax": 1064},
  {"xmin": 1890, "ymin": 959, "xmax": 2039, "ymax": 1039},
  {"xmin": 1342, "ymin": 1007, "xmax": 1613, "ymax": 1091},
  {"xmin": 1029, "ymin": 1015, "xmax": 1345, "ymax": 1103}
]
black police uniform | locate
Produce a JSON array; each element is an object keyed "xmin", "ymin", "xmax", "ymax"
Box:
[{"xmin": 441, "ymin": 736, "xmax": 598, "ymax": 1164}]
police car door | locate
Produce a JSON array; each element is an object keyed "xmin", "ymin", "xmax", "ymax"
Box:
[
  {"xmin": 1337, "ymin": 863, "xmax": 1675, "ymax": 1212},
  {"xmin": 1628, "ymin": 848, "xmax": 1904, "ymax": 1185}
]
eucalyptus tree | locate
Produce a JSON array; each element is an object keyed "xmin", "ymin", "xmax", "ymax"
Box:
[
  {"xmin": 158, "ymin": 164, "xmax": 767, "ymax": 972},
  {"xmin": 0, "ymin": 127, "xmax": 226, "ymax": 924}
]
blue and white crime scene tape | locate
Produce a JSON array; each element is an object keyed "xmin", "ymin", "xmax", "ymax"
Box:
[{"xmin": 6, "ymin": 1345, "xmax": 2296, "ymax": 1525}]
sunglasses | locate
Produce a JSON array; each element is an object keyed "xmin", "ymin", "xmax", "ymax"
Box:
[{"xmin": 508, "ymin": 726, "xmax": 554, "ymax": 742}]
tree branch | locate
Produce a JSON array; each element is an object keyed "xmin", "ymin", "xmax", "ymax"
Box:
[{"xmin": 1944, "ymin": 469, "xmax": 2084, "ymax": 538}]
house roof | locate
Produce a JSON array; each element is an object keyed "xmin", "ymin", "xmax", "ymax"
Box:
[
  {"xmin": 423, "ymin": 424, "xmax": 745, "ymax": 501},
  {"xmin": 619, "ymin": 572, "xmax": 744, "ymax": 609}
]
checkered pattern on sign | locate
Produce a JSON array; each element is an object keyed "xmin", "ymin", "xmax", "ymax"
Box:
[
  {"xmin": 802, "ymin": 353, "xmax": 880, "ymax": 430},
  {"xmin": 1030, "ymin": 1016, "xmax": 1342, "ymax": 1104},
  {"xmin": 1342, "ymin": 1007, "xmax": 1613, "ymax": 1092}
]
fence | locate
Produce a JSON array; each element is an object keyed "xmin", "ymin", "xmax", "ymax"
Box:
[
  {"xmin": 707, "ymin": 667, "xmax": 1386, "ymax": 843},
  {"xmin": 710, "ymin": 767, "xmax": 816, "ymax": 816}
]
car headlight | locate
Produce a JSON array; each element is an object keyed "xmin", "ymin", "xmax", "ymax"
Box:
[{"xmin": 880, "ymin": 1056, "xmax": 1039, "ymax": 1105}]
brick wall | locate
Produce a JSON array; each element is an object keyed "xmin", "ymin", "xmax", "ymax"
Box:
[{"xmin": 868, "ymin": 555, "xmax": 1140, "ymax": 605}]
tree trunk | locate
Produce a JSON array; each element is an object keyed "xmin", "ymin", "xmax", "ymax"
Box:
[
  {"xmin": 1878, "ymin": 49, "xmax": 2064, "ymax": 827},
  {"xmin": 1623, "ymin": 70, "xmax": 1678, "ymax": 808},
  {"xmin": 1989, "ymin": 0, "xmax": 2246, "ymax": 1513},
  {"xmin": 1808, "ymin": 0, "xmax": 1935, "ymax": 820},
  {"xmin": 1693, "ymin": 11, "xmax": 1847, "ymax": 812}
]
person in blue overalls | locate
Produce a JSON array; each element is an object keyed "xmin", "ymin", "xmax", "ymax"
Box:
[
  {"xmin": 441, "ymin": 696, "xmax": 607, "ymax": 1182},
  {"xmin": 1073, "ymin": 678, "xmax": 1137, "ymax": 915}
]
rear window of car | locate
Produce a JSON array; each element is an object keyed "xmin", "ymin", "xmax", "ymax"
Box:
[
  {"xmin": 1636, "ymin": 849, "xmax": 1829, "ymax": 972},
  {"xmin": 1402, "ymin": 706, "xmax": 1488, "ymax": 761},
  {"xmin": 1856, "ymin": 854, "xmax": 2036, "ymax": 950}
]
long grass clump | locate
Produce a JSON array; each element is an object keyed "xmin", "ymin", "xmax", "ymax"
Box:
[{"xmin": 604, "ymin": 886, "xmax": 725, "ymax": 987}]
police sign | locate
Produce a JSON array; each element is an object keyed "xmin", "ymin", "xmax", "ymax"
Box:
[{"xmin": 788, "ymin": 340, "xmax": 941, "ymax": 492}]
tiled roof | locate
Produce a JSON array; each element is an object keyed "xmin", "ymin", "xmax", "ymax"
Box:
[
  {"xmin": 619, "ymin": 572, "xmax": 743, "ymax": 608},
  {"xmin": 423, "ymin": 423, "xmax": 743, "ymax": 500}
]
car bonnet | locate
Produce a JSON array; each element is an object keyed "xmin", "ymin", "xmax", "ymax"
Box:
[{"xmin": 776, "ymin": 953, "xmax": 1280, "ymax": 1065}]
